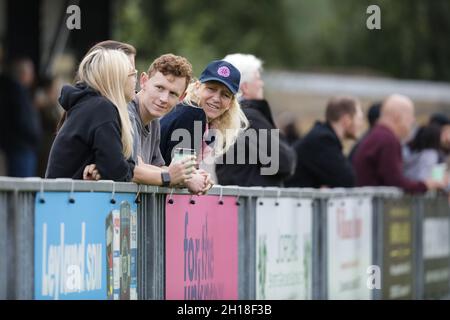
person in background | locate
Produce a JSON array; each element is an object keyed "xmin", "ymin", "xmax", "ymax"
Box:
[
  {"xmin": 0, "ymin": 57, "xmax": 42, "ymax": 177},
  {"xmin": 0, "ymin": 42, "xmax": 4, "ymax": 175},
  {"xmin": 276, "ymin": 111, "xmax": 302, "ymax": 146},
  {"xmin": 403, "ymin": 124, "xmax": 445, "ymax": 182},
  {"xmin": 428, "ymin": 113, "xmax": 450, "ymax": 162},
  {"xmin": 214, "ymin": 53, "xmax": 296, "ymax": 187},
  {"xmin": 285, "ymin": 96, "xmax": 363, "ymax": 188},
  {"xmin": 429, "ymin": 112, "xmax": 450, "ymax": 128},
  {"xmin": 352, "ymin": 94, "xmax": 444, "ymax": 193},
  {"xmin": 34, "ymin": 75, "xmax": 62, "ymax": 177},
  {"xmin": 348, "ymin": 101, "xmax": 381, "ymax": 162}
]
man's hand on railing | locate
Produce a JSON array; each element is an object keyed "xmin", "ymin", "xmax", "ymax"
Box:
[
  {"xmin": 168, "ymin": 156, "xmax": 196, "ymax": 186},
  {"xmin": 185, "ymin": 171, "xmax": 208, "ymax": 195},
  {"xmin": 424, "ymin": 179, "xmax": 446, "ymax": 191},
  {"xmin": 197, "ymin": 169, "xmax": 214, "ymax": 194},
  {"xmin": 83, "ymin": 164, "xmax": 101, "ymax": 181},
  {"xmin": 184, "ymin": 169, "xmax": 214, "ymax": 195}
]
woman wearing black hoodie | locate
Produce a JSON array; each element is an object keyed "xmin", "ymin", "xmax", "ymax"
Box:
[{"xmin": 45, "ymin": 48, "xmax": 137, "ymax": 181}]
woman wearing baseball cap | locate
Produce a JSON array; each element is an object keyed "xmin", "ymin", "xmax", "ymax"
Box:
[{"xmin": 160, "ymin": 60, "xmax": 248, "ymax": 171}]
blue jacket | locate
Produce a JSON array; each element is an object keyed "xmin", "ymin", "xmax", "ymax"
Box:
[{"xmin": 160, "ymin": 103, "xmax": 213, "ymax": 165}]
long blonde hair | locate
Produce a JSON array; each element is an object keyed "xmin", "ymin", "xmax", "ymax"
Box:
[
  {"xmin": 184, "ymin": 80, "xmax": 249, "ymax": 157},
  {"xmin": 78, "ymin": 48, "xmax": 133, "ymax": 158}
]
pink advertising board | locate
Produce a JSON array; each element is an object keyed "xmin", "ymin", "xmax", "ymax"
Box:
[{"xmin": 165, "ymin": 194, "xmax": 238, "ymax": 300}]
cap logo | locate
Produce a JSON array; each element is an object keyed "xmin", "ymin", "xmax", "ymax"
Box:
[{"xmin": 217, "ymin": 66, "xmax": 230, "ymax": 78}]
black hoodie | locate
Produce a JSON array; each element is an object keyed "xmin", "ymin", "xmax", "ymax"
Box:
[{"xmin": 45, "ymin": 83, "xmax": 135, "ymax": 181}]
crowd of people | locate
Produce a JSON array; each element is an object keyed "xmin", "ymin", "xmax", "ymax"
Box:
[{"xmin": 1, "ymin": 39, "xmax": 450, "ymax": 194}]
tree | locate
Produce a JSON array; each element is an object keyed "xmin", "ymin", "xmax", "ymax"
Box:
[{"xmin": 113, "ymin": 0, "xmax": 450, "ymax": 81}]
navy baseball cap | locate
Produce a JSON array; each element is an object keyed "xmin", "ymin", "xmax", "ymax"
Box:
[{"xmin": 199, "ymin": 60, "xmax": 241, "ymax": 95}]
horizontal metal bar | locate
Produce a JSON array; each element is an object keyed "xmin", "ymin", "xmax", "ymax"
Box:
[{"xmin": 0, "ymin": 177, "xmax": 407, "ymax": 198}]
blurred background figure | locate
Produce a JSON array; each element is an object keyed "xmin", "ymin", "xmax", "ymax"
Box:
[
  {"xmin": 427, "ymin": 113, "xmax": 450, "ymax": 187},
  {"xmin": 215, "ymin": 53, "xmax": 296, "ymax": 187},
  {"xmin": 34, "ymin": 75, "xmax": 62, "ymax": 177},
  {"xmin": 352, "ymin": 94, "xmax": 443, "ymax": 193},
  {"xmin": 285, "ymin": 96, "xmax": 363, "ymax": 188},
  {"xmin": 0, "ymin": 40, "xmax": 5, "ymax": 175},
  {"xmin": 429, "ymin": 113, "xmax": 450, "ymax": 128},
  {"xmin": 402, "ymin": 113, "xmax": 450, "ymax": 183},
  {"xmin": 403, "ymin": 124, "xmax": 445, "ymax": 182},
  {"xmin": 0, "ymin": 57, "xmax": 42, "ymax": 177},
  {"xmin": 428, "ymin": 113, "xmax": 450, "ymax": 161},
  {"xmin": 349, "ymin": 101, "xmax": 381, "ymax": 161},
  {"xmin": 276, "ymin": 111, "xmax": 303, "ymax": 146}
]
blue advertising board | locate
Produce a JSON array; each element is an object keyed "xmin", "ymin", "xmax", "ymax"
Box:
[{"xmin": 34, "ymin": 192, "xmax": 136, "ymax": 300}]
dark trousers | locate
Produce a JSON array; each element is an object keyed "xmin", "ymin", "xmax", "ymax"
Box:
[{"xmin": 6, "ymin": 147, "xmax": 37, "ymax": 177}]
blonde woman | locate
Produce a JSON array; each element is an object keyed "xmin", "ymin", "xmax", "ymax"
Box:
[
  {"xmin": 160, "ymin": 60, "xmax": 248, "ymax": 172},
  {"xmin": 45, "ymin": 48, "xmax": 137, "ymax": 181}
]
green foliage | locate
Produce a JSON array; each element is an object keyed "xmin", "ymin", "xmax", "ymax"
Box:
[
  {"xmin": 294, "ymin": 0, "xmax": 450, "ymax": 80},
  {"xmin": 113, "ymin": 0, "xmax": 450, "ymax": 81},
  {"xmin": 113, "ymin": 0, "xmax": 296, "ymax": 75}
]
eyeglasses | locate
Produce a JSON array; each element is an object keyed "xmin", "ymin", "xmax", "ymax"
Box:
[{"xmin": 128, "ymin": 69, "xmax": 138, "ymax": 78}]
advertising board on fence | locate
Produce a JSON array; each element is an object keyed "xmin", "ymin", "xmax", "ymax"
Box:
[
  {"xmin": 423, "ymin": 197, "xmax": 450, "ymax": 299},
  {"xmin": 382, "ymin": 199, "xmax": 415, "ymax": 299},
  {"xmin": 165, "ymin": 194, "xmax": 238, "ymax": 300},
  {"xmin": 256, "ymin": 197, "xmax": 313, "ymax": 300},
  {"xmin": 327, "ymin": 197, "xmax": 372, "ymax": 299},
  {"xmin": 34, "ymin": 192, "xmax": 137, "ymax": 300}
]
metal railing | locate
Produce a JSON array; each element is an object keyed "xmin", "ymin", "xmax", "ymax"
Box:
[{"xmin": 0, "ymin": 177, "xmax": 448, "ymax": 300}]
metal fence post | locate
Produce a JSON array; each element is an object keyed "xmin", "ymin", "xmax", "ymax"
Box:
[
  {"xmin": 139, "ymin": 189, "xmax": 165, "ymax": 300},
  {"xmin": 137, "ymin": 188, "xmax": 148, "ymax": 300},
  {"xmin": 314, "ymin": 196, "xmax": 327, "ymax": 300},
  {"xmin": 371, "ymin": 195, "xmax": 383, "ymax": 300},
  {"xmin": 238, "ymin": 195, "xmax": 256, "ymax": 300},
  {"xmin": 155, "ymin": 192, "xmax": 165, "ymax": 300},
  {"xmin": 0, "ymin": 191, "xmax": 8, "ymax": 299},
  {"xmin": 10, "ymin": 191, "xmax": 34, "ymax": 299},
  {"xmin": 414, "ymin": 196, "xmax": 424, "ymax": 300}
]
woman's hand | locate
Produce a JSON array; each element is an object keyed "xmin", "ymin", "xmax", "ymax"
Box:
[{"xmin": 83, "ymin": 164, "xmax": 101, "ymax": 181}]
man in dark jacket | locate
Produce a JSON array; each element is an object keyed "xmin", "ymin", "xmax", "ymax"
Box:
[
  {"xmin": 285, "ymin": 96, "xmax": 363, "ymax": 188},
  {"xmin": 215, "ymin": 54, "xmax": 296, "ymax": 187}
]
